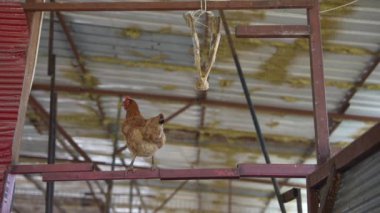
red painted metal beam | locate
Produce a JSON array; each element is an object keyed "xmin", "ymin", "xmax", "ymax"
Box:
[
  {"xmin": 239, "ymin": 164, "xmax": 315, "ymax": 178},
  {"xmin": 43, "ymin": 170, "xmax": 160, "ymax": 181},
  {"xmin": 40, "ymin": 164, "xmax": 314, "ymax": 182},
  {"xmin": 307, "ymin": 0, "xmax": 330, "ymax": 164},
  {"xmin": 160, "ymin": 168, "xmax": 239, "ymax": 180},
  {"xmin": 22, "ymin": 0, "xmax": 312, "ymax": 12},
  {"xmin": 308, "ymin": 123, "xmax": 380, "ymax": 187},
  {"xmin": 32, "ymin": 83, "xmax": 380, "ymax": 122},
  {"xmin": 10, "ymin": 163, "xmax": 94, "ymax": 174},
  {"xmin": 235, "ymin": 25, "xmax": 310, "ymax": 38}
]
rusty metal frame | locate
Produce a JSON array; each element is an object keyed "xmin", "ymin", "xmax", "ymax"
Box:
[
  {"xmin": 22, "ymin": 0, "xmax": 313, "ymax": 11},
  {"xmin": 281, "ymin": 188, "xmax": 302, "ymax": 213},
  {"xmin": 37, "ymin": 164, "xmax": 315, "ymax": 181},
  {"xmin": 307, "ymin": 0, "xmax": 330, "ymax": 165},
  {"xmin": 11, "ymin": 0, "xmax": 342, "ymax": 212},
  {"xmin": 32, "ymin": 83, "xmax": 380, "ymax": 122},
  {"xmin": 317, "ymin": 163, "xmax": 341, "ymax": 213},
  {"xmin": 10, "ymin": 163, "xmax": 94, "ymax": 174},
  {"xmin": 307, "ymin": 123, "xmax": 380, "ymax": 212},
  {"xmin": 308, "ymin": 123, "xmax": 380, "ymax": 188}
]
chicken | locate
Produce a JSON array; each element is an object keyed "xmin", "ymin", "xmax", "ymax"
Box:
[{"xmin": 121, "ymin": 96, "xmax": 166, "ymax": 170}]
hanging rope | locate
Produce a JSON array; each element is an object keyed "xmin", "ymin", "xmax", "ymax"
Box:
[{"xmin": 184, "ymin": 0, "xmax": 221, "ymax": 91}]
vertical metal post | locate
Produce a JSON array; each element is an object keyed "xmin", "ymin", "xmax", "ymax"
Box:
[
  {"xmin": 307, "ymin": 0, "xmax": 330, "ymax": 164},
  {"xmin": 105, "ymin": 96, "xmax": 123, "ymax": 213},
  {"xmin": 220, "ymin": 10, "xmax": 286, "ymax": 213},
  {"xmin": 46, "ymin": 3, "xmax": 56, "ymax": 212},
  {"xmin": 295, "ymin": 188, "xmax": 302, "ymax": 213},
  {"xmin": 307, "ymin": 176, "xmax": 318, "ymax": 213},
  {"xmin": 129, "ymin": 181, "xmax": 134, "ymax": 213},
  {"xmin": 104, "ymin": 97, "xmax": 122, "ymax": 212},
  {"xmin": 228, "ymin": 180, "xmax": 232, "ymax": 213}
]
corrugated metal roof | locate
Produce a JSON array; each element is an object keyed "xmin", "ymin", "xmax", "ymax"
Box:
[{"xmin": 16, "ymin": 0, "xmax": 380, "ymax": 212}]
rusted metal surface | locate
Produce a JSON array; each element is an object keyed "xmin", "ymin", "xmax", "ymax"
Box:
[
  {"xmin": 307, "ymin": 0, "xmax": 330, "ymax": 164},
  {"xmin": 10, "ymin": 163, "xmax": 94, "ymax": 174},
  {"xmin": 43, "ymin": 170, "xmax": 161, "ymax": 181},
  {"xmin": 235, "ymin": 25, "xmax": 310, "ymax": 38},
  {"xmin": 239, "ymin": 164, "xmax": 315, "ymax": 178},
  {"xmin": 318, "ymin": 164, "xmax": 341, "ymax": 213},
  {"xmin": 281, "ymin": 188, "xmax": 303, "ymax": 212},
  {"xmin": 32, "ymin": 83, "xmax": 380, "ymax": 122},
  {"xmin": 22, "ymin": 0, "xmax": 312, "ymax": 11},
  {"xmin": 39, "ymin": 164, "xmax": 314, "ymax": 181},
  {"xmin": 281, "ymin": 188, "xmax": 300, "ymax": 203},
  {"xmin": 334, "ymin": 150, "xmax": 380, "ymax": 212},
  {"xmin": 160, "ymin": 168, "xmax": 240, "ymax": 180},
  {"xmin": 308, "ymin": 123, "xmax": 380, "ymax": 187},
  {"xmin": 306, "ymin": 184, "xmax": 318, "ymax": 213},
  {"xmin": 337, "ymin": 52, "xmax": 380, "ymax": 114}
]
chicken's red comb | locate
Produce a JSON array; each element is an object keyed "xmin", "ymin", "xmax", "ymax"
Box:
[{"xmin": 124, "ymin": 96, "xmax": 132, "ymax": 101}]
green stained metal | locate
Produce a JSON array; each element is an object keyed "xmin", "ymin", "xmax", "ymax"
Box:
[
  {"xmin": 122, "ymin": 27, "xmax": 142, "ymax": 39},
  {"xmin": 250, "ymin": 0, "xmax": 374, "ymax": 87},
  {"xmin": 266, "ymin": 121, "xmax": 280, "ymax": 128},
  {"xmin": 219, "ymin": 79, "xmax": 234, "ymax": 88},
  {"xmin": 165, "ymin": 123, "xmax": 312, "ymax": 145},
  {"xmin": 58, "ymin": 113, "xmax": 102, "ymax": 128},
  {"xmin": 281, "ymin": 96, "xmax": 300, "ymax": 103},
  {"xmin": 62, "ymin": 69, "xmax": 99, "ymax": 88},
  {"xmin": 161, "ymin": 84, "xmax": 178, "ymax": 91}
]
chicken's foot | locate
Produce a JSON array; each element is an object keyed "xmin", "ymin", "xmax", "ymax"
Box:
[
  {"xmin": 151, "ymin": 156, "xmax": 157, "ymax": 170},
  {"xmin": 127, "ymin": 156, "xmax": 136, "ymax": 172}
]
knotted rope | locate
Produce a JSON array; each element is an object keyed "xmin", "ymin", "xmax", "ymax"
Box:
[{"xmin": 184, "ymin": 0, "xmax": 221, "ymax": 91}]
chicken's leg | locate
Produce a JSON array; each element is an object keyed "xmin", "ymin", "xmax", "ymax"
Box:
[
  {"xmin": 127, "ymin": 155, "xmax": 136, "ymax": 172},
  {"xmin": 151, "ymin": 155, "xmax": 156, "ymax": 170}
]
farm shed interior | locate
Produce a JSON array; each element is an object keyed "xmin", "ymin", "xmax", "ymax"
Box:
[{"xmin": 0, "ymin": 0, "xmax": 379, "ymax": 212}]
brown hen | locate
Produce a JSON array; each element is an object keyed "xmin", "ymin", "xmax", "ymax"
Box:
[{"xmin": 121, "ymin": 96, "xmax": 166, "ymax": 170}]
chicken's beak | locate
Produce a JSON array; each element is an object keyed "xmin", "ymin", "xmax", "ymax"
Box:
[{"xmin": 159, "ymin": 114, "xmax": 165, "ymax": 124}]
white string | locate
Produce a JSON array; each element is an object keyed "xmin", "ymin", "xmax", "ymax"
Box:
[{"xmin": 320, "ymin": 0, "xmax": 359, "ymax": 14}]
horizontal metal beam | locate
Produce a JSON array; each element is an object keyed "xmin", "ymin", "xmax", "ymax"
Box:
[
  {"xmin": 32, "ymin": 83, "xmax": 380, "ymax": 122},
  {"xmin": 236, "ymin": 25, "xmax": 310, "ymax": 38},
  {"xmin": 10, "ymin": 163, "xmax": 94, "ymax": 174},
  {"xmin": 19, "ymin": 154, "xmax": 308, "ymax": 188},
  {"xmin": 40, "ymin": 164, "xmax": 314, "ymax": 181},
  {"xmin": 281, "ymin": 188, "xmax": 300, "ymax": 203},
  {"xmin": 22, "ymin": 0, "xmax": 312, "ymax": 11},
  {"xmin": 308, "ymin": 123, "xmax": 380, "ymax": 187},
  {"xmin": 160, "ymin": 168, "xmax": 239, "ymax": 180},
  {"xmin": 239, "ymin": 164, "xmax": 315, "ymax": 178}
]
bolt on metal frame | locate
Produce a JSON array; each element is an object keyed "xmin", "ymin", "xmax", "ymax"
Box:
[{"xmin": 9, "ymin": 0, "xmax": 331, "ymax": 212}]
